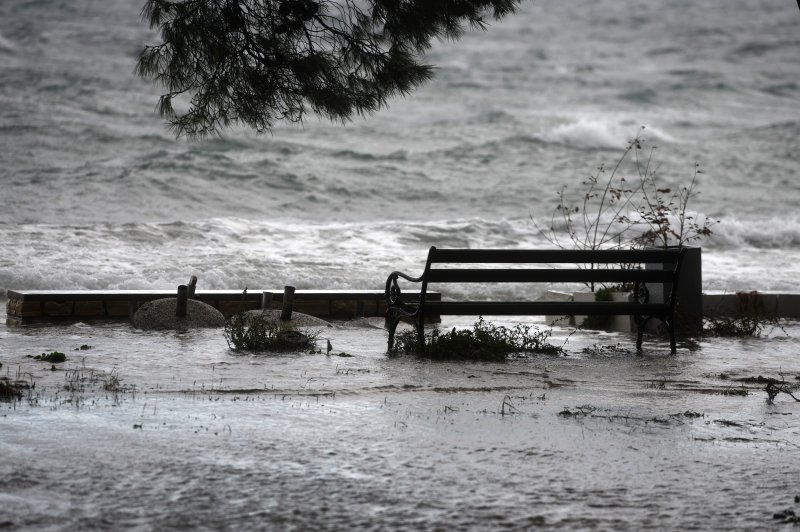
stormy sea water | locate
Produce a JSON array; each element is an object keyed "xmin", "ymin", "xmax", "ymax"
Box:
[
  {"xmin": 2, "ymin": 0, "xmax": 800, "ymax": 530},
  {"xmin": 1, "ymin": 0, "xmax": 799, "ymax": 294}
]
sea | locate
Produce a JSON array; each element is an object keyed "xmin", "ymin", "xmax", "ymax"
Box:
[
  {"xmin": 1, "ymin": 0, "xmax": 799, "ymax": 297},
  {"xmin": 2, "ymin": 1, "xmax": 800, "ymax": 530}
]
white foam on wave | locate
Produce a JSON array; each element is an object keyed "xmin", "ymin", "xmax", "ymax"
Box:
[
  {"xmin": 0, "ymin": 218, "xmax": 536, "ymax": 296},
  {"xmin": 709, "ymin": 216, "xmax": 800, "ymax": 249},
  {"xmin": 541, "ymin": 118, "xmax": 624, "ymax": 149},
  {"xmin": 0, "ymin": 31, "xmax": 16, "ymax": 52},
  {"xmin": 540, "ymin": 118, "xmax": 676, "ymax": 150},
  {"xmin": 1, "ymin": 215, "xmax": 799, "ymax": 299}
]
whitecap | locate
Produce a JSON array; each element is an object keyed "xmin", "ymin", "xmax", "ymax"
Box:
[
  {"xmin": 0, "ymin": 31, "xmax": 16, "ymax": 52},
  {"xmin": 539, "ymin": 118, "xmax": 678, "ymax": 150},
  {"xmin": 540, "ymin": 118, "xmax": 631, "ymax": 150}
]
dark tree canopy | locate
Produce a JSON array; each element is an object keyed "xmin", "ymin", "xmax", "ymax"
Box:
[{"xmin": 136, "ymin": 0, "xmax": 521, "ymax": 137}]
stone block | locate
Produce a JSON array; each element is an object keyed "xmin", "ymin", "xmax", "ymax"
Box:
[
  {"xmin": 105, "ymin": 301, "xmax": 130, "ymax": 317},
  {"xmin": 329, "ymin": 299, "xmax": 378, "ymax": 318},
  {"xmin": 74, "ymin": 301, "xmax": 105, "ymax": 317},
  {"xmin": 293, "ymin": 299, "xmax": 330, "ymax": 317},
  {"xmin": 43, "ymin": 301, "xmax": 73, "ymax": 317},
  {"xmin": 330, "ymin": 299, "xmax": 355, "ymax": 318},
  {"xmin": 217, "ymin": 300, "xmax": 259, "ymax": 316},
  {"xmin": 6, "ymin": 317, "xmax": 24, "ymax": 327},
  {"xmin": 12, "ymin": 300, "xmax": 42, "ymax": 318},
  {"xmin": 538, "ymin": 290, "xmax": 574, "ymax": 327},
  {"xmin": 702, "ymin": 294, "xmax": 735, "ymax": 317},
  {"xmin": 703, "ymin": 292, "xmax": 785, "ymax": 318},
  {"xmin": 362, "ymin": 299, "xmax": 379, "ymax": 317},
  {"xmin": 777, "ymin": 294, "xmax": 800, "ymax": 319}
]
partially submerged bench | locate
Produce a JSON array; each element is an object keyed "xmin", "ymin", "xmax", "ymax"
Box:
[{"xmin": 385, "ymin": 247, "xmax": 687, "ymax": 354}]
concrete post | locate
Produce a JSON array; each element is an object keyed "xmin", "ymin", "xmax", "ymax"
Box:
[
  {"xmin": 187, "ymin": 275, "xmax": 197, "ymax": 299},
  {"xmin": 647, "ymin": 246, "xmax": 702, "ymax": 336},
  {"xmin": 176, "ymin": 285, "xmax": 188, "ymax": 317},
  {"xmin": 261, "ymin": 291, "xmax": 273, "ymax": 311},
  {"xmin": 280, "ymin": 286, "xmax": 295, "ymax": 321}
]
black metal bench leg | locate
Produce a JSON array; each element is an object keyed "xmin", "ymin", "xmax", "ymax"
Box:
[
  {"xmin": 635, "ymin": 315, "xmax": 644, "ymax": 353},
  {"xmin": 668, "ymin": 319, "xmax": 677, "ymax": 355},
  {"xmin": 416, "ymin": 316, "xmax": 425, "ymax": 355},
  {"xmin": 386, "ymin": 309, "xmax": 400, "ymax": 352}
]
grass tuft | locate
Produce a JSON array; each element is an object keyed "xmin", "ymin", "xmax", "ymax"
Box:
[
  {"xmin": 224, "ymin": 312, "xmax": 317, "ymax": 352},
  {"xmin": 0, "ymin": 377, "xmax": 26, "ymax": 402},
  {"xmin": 392, "ymin": 317, "xmax": 564, "ymax": 361}
]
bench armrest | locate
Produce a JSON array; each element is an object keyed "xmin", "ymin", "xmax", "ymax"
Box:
[{"xmin": 385, "ymin": 270, "xmax": 425, "ymax": 315}]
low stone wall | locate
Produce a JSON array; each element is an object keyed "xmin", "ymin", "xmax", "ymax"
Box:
[
  {"xmin": 5, "ymin": 289, "xmax": 439, "ymax": 326},
  {"xmin": 703, "ymin": 291, "xmax": 800, "ymax": 319},
  {"xmin": 9, "ymin": 288, "xmax": 796, "ymax": 326},
  {"xmin": 538, "ymin": 289, "xmax": 800, "ymax": 334}
]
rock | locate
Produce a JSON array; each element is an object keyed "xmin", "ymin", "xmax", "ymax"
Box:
[
  {"xmin": 132, "ymin": 298, "xmax": 225, "ymax": 330},
  {"xmin": 243, "ymin": 309, "xmax": 331, "ymax": 328},
  {"xmin": 773, "ymin": 509, "xmax": 797, "ymax": 521}
]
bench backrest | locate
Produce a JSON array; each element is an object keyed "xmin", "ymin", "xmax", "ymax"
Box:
[{"xmin": 419, "ymin": 247, "xmax": 687, "ymax": 307}]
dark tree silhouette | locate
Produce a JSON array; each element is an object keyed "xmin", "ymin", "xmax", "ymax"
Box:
[{"xmin": 136, "ymin": 0, "xmax": 521, "ymax": 137}]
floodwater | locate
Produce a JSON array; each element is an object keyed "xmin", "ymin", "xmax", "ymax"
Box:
[{"xmin": 2, "ymin": 316, "xmax": 799, "ymax": 530}]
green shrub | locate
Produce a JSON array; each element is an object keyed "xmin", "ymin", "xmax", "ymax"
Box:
[
  {"xmin": 224, "ymin": 312, "xmax": 317, "ymax": 352},
  {"xmin": 392, "ymin": 317, "xmax": 564, "ymax": 361}
]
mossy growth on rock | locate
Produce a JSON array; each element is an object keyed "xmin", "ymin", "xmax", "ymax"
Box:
[{"xmin": 392, "ymin": 317, "xmax": 564, "ymax": 361}]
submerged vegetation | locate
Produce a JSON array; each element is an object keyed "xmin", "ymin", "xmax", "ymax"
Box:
[
  {"xmin": 702, "ymin": 316, "xmax": 772, "ymax": 337},
  {"xmin": 392, "ymin": 317, "xmax": 564, "ymax": 361},
  {"xmin": 703, "ymin": 312, "xmax": 787, "ymax": 338},
  {"xmin": 0, "ymin": 377, "xmax": 28, "ymax": 402},
  {"xmin": 703, "ymin": 291, "xmax": 788, "ymax": 338},
  {"xmin": 224, "ymin": 312, "xmax": 317, "ymax": 352},
  {"xmin": 763, "ymin": 374, "xmax": 800, "ymax": 405},
  {"xmin": 30, "ymin": 351, "xmax": 67, "ymax": 363}
]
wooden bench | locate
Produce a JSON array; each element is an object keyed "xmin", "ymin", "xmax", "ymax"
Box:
[{"xmin": 385, "ymin": 247, "xmax": 688, "ymax": 354}]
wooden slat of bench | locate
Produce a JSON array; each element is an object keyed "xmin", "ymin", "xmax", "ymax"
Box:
[
  {"xmin": 429, "ymin": 248, "xmax": 683, "ymax": 264},
  {"xmin": 426, "ymin": 268, "xmax": 676, "ymax": 284},
  {"xmin": 426, "ymin": 301, "xmax": 671, "ymax": 316}
]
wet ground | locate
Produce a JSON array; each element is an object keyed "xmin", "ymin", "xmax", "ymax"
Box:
[{"xmin": 2, "ymin": 317, "xmax": 799, "ymax": 530}]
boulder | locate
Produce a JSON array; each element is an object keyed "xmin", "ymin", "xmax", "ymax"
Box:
[
  {"xmin": 132, "ymin": 298, "xmax": 225, "ymax": 330},
  {"xmin": 243, "ymin": 309, "xmax": 332, "ymax": 328}
]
